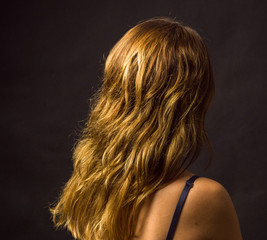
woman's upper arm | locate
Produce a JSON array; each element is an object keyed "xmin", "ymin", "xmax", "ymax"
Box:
[{"xmin": 178, "ymin": 178, "xmax": 243, "ymax": 240}]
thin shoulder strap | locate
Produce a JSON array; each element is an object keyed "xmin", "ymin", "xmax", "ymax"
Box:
[{"xmin": 166, "ymin": 175, "xmax": 200, "ymax": 240}]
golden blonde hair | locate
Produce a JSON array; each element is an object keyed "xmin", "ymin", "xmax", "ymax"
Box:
[{"xmin": 51, "ymin": 17, "xmax": 215, "ymax": 240}]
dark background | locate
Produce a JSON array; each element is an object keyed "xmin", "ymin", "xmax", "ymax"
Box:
[{"xmin": 1, "ymin": 0, "xmax": 266, "ymax": 239}]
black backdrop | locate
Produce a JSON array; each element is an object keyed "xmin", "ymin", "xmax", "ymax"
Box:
[{"xmin": 1, "ymin": 0, "xmax": 266, "ymax": 239}]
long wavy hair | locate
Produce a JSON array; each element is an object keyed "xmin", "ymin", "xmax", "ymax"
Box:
[{"xmin": 51, "ymin": 17, "xmax": 215, "ymax": 240}]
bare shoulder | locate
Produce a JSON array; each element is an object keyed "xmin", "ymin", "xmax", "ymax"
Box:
[
  {"xmin": 134, "ymin": 174, "xmax": 243, "ymax": 240},
  {"xmin": 175, "ymin": 177, "xmax": 243, "ymax": 240}
]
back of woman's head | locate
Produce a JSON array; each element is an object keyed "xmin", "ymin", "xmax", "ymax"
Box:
[{"xmin": 51, "ymin": 17, "xmax": 215, "ymax": 240}]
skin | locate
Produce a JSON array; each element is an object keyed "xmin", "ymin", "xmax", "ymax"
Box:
[{"xmin": 134, "ymin": 171, "xmax": 243, "ymax": 240}]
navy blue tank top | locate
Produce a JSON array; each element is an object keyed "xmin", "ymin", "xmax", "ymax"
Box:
[{"xmin": 165, "ymin": 175, "xmax": 200, "ymax": 240}]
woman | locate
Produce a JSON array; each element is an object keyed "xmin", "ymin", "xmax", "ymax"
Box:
[{"xmin": 51, "ymin": 17, "xmax": 243, "ymax": 240}]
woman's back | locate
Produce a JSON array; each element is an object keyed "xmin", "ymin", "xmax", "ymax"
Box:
[
  {"xmin": 51, "ymin": 18, "xmax": 243, "ymax": 240},
  {"xmin": 134, "ymin": 171, "xmax": 242, "ymax": 240}
]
